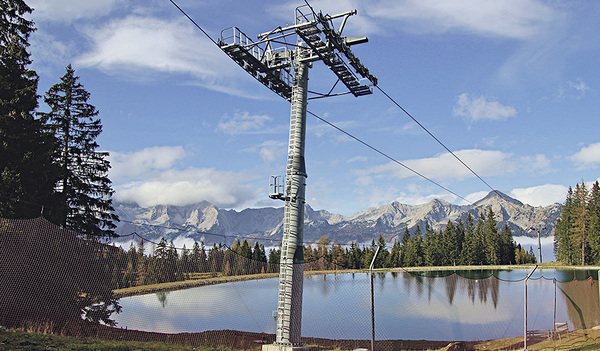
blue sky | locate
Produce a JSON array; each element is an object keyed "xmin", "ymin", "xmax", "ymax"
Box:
[{"xmin": 27, "ymin": 0, "xmax": 600, "ymax": 216}]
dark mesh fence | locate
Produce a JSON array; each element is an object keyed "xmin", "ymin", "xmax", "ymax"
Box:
[{"xmin": 2, "ymin": 216, "xmax": 600, "ymax": 350}]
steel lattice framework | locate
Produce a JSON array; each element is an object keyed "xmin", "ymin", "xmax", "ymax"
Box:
[{"xmin": 218, "ymin": 3, "xmax": 376, "ymax": 349}]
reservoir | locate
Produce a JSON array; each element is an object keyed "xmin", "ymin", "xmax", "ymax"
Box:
[{"xmin": 113, "ymin": 268, "xmax": 599, "ymax": 341}]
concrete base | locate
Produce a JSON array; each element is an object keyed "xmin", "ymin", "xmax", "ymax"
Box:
[{"xmin": 262, "ymin": 343, "xmax": 313, "ymax": 351}]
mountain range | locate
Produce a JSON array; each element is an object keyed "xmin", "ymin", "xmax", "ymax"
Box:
[{"xmin": 112, "ymin": 191, "xmax": 562, "ymax": 246}]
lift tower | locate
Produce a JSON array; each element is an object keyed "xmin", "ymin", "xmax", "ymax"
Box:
[{"xmin": 218, "ymin": 4, "xmax": 376, "ymax": 349}]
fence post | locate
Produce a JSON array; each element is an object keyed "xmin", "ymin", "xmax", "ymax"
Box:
[
  {"xmin": 370, "ymin": 245, "xmax": 381, "ymax": 351},
  {"xmin": 523, "ymin": 265, "xmax": 538, "ymax": 351}
]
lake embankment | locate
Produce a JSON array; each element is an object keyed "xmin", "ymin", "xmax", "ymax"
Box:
[{"xmin": 113, "ymin": 263, "xmax": 599, "ymax": 298}]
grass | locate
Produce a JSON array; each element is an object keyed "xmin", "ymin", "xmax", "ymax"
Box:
[
  {"xmin": 0, "ymin": 328, "xmax": 224, "ymax": 351},
  {"xmin": 4, "ymin": 326, "xmax": 600, "ymax": 351}
]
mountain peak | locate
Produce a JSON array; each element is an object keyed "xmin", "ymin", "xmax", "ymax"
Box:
[
  {"xmin": 112, "ymin": 191, "xmax": 560, "ymax": 244},
  {"xmin": 475, "ymin": 191, "xmax": 524, "ymax": 206}
]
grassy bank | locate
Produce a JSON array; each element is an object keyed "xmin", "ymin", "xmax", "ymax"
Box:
[
  {"xmin": 113, "ymin": 264, "xmax": 599, "ymax": 298},
  {"xmin": 113, "ymin": 272, "xmax": 279, "ymax": 298},
  {"xmin": 3, "ymin": 326, "xmax": 600, "ymax": 350},
  {"xmin": 0, "ymin": 328, "xmax": 218, "ymax": 351}
]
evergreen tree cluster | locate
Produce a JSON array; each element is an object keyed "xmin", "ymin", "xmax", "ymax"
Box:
[
  {"xmin": 111, "ymin": 208, "xmax": 536, "ymax": 289},
  {"xmin": 0, "ymin": 0, "xmax": 117, "ymax": 237},
  {"xmin": 304, "ymin": 208, "xmax": 535, "ymax": 270},
  {"xmin": 113, "ymin": 238, "xmax": 278, "ymax": 289},
  {"xmin": 1, "ymin": 0, "xmax": 118, "ymax": 331},
  {"xmin": 554, "ymin": 180, "xmax": 600, "ymax": 265}
]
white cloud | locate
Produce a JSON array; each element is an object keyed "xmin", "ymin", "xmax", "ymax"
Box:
[
  {"xmin": 71, "ymin": 15, "xmax": 276, "ymax": 99},
  {"xmin": 244, "ymin": 140, "xmax": 287, "ymax": 164},
  {"xmin": 520, "ymin": 154, "xmax": 552, "ymax": 173},
  {"xmin": 109, "ymin": 146, "xmax": 258, "ymax": 208},
  {"xmin": 510, "ymin": 184, "xmax": 568, "ymax": 207},
  {"xmin": 347, "ymin": 156, "xmax": 368, "ymax": 163},
  {"xmin": 76, "ymin": 16, "xmax": 221, "ymax": 77},
  {"xmin": 357, "ymin": 149, "xmax": 515, "ymax": 181},
  {"xmin": 114, "ymin": 168, "xmax": 257, "ymax": 208},
  {"xmin": 395, "ymin": 191, "xmax": 457, "ymax": 206},
  {"xmin": 453, "ymin": 93, "xmax": 517, "ymax": 121},
  {"xmin": 571, "ymin": 142, "xmax": 600, "ymax": 167},
  {"xmin": 277, "ymin": 0, "xmax": 556, "ymax": 39},
  {"xmin": 568, "ymin": 79, "xmax": 591, "ymax": 97},
  {"xmin": 272, "ymin": 0, "xmax": 379, "ymax": 35},
  {"xmin": 462, "ymin": 191, "xmax": 490, "ymax": 205},
  {"xmin": 30, "ymin": 32, "xmax": 75, "ymax": 73},
  {"xmin": 29, "ymin": 0, "xmax": 124, "ymax": 23},
  {"xmin": 218, "ymin": 112, "xmax": 273, "ymax": 135},
  {"xmin": 108, "ymin": 146, "xmax": 187, "ymax": 180},
  {"xmin": 367, "ymin": 0, "xmax": 555, "ymax": 39}
]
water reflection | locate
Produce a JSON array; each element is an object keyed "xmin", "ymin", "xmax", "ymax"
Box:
[
  {"xmin": 558, "ymin": 278, "xmax": 599, "ymax": 330},
  {"xmin": 114, "ymin": 269, "xmax": 600, "ymax": 341},
  {"xmin": 393, "ymin": 271, "xmax": 501, "ymax": 308},
  {"xmin": 156, "ymin": 292, "xmax": 169, "ymax": 308}
]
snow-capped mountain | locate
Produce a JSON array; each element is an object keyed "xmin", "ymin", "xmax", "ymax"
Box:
[{"xmin": 112, "ymin": 191, "xmax": 561, "ymax": 245}]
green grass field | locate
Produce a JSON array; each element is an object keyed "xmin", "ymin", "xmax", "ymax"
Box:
[{"xmin": 0, "ymin": 328, "xmax": 224, "ymax": 351}]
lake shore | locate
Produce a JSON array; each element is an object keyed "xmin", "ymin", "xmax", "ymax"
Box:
[
  {"xmin": 113, "ymin": 263, "xmax": 600, "ymax": 298},
  {"xmin": 5, "ymin": 323, "xmax": 600, "ymax": 350}
]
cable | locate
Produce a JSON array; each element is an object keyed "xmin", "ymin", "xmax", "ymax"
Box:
[
  {"xmin": 375, "ymin": 85, "xmax": 500, "ymax": 197},
  {"xmin": 167, "ymin": 0, "xmax": 476, "ymax": 204},
  {"xmin": 307, "ymin": 110, "xmax": 472, "ymax": 204},
  {"xmin": 167, "ymin": 0, "xmax": 219, "ymax": 47}
]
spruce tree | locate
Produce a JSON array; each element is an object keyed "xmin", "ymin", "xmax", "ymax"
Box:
[
  {"xmin": 0, "ymin": 0, "xmax": 58, "ymax": 218},
  {"xmin": 424, "ymin": 224, "xmax": 441, "ymax": 266},
  {"xmin": 388, "ymin": 239, "xmax": 401, "ymax": 268},
  {"xmin": 460, "ymin": 214, "xmax": 476, "ymax": 265},
  {"xmin": 554, "ymin": 187, "xmax": 575, "ymax": 264},
  {"xmin": 588, "ymin": 181, "xmax": 600, "ymax": 264},
  {"xmin": 40, "ymin": 65, "xmax": 118, "ymax": 237},
  {"xmin": 347, "ymin": 241, "xmax": 362, "ymax": 269},
  {"xmin": 571, "ymin": 182, "xmax": 589, "ymax": 265},
  {"xmin": 483, "ymin": 208, "xmax": 501, "ymax": 265},
  {"xmin": 473, "ymin": 213, "xmax": 487, "ymax": 265}
]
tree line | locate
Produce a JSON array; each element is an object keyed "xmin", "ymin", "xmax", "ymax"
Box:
[
  {"xmin": 112, "ymin": 238, "xmax": 277, "ymax": 289},
  {"xmin": 311, "ymin": 208, "xmax": 536, "ymax": 269},
  {"xmin": 554, "ymin": 180, "xmax": 600, "ymax": 265},
  {"xmin": 1, "ymin": 0, "xmax": 118, "ymax": 332},
  {"xmin": 0, "ymin": 0, "xmax": 117, "ymax": 237},
  {"xmin": 110, "ymin": 208, "xmax": 536, "ymax": 290}
]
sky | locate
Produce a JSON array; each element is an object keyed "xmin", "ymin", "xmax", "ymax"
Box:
[{"xmin": 26, "ymin": 0, "xmax": 600, "ymax": 216}]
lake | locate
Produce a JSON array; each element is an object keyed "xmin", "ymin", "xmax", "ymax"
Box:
[{"xmin": 113, "ymin": 268, "xmax": 600, "ymax": 341}]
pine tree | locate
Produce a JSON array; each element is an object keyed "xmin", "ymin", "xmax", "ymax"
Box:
[
  {"xmin": 499, "ymin": 224, "xmax": 516, "ymax": 264},
  {"xmin": 460, "ymin": 214, "xmax": 476, "ymax": 265},
  {"xmin": 483, "ymin": 208, "xmax": 501, "ymax": 265},
  {"xmin": 178, "ymin": 244, "xmax": 190, "ymax": 275},
  {"xmin": 0, "ymin": 0, "xmax": 58, "ymax": 219},
  {"xmin": 347, "ymin": 241, "xmax": 362, "ymax": 269},
  {"xmin": 267, "ymin": 245, "xmax": 280, "ymax": 272},
  {"xmin": 571, "ymin": 182, "xmax": 590, "ymax": 265},
  {"xmin": 424, "ymin": 224, "xmax": 442, "ymax": 266},
  {"xmin": 399, "ymin": 227, "xmax": 410, "ymax": 266},
  {"xmin": 588, "ymin": 181, "xmax": 600, "ymax": 264},
  {"xmin": 554, "ymin": 187, "xmax": 575, "ymax": 264},
  {"xmin": 446, "ymin": 219, "xmax": 464, "ymax": 265},
  {"xmin": 474, "ymin": 213, "xmax": 487, "ymax": 265},
  {"xmin": 375, "ymin": 234, "xmax": 388, "ymax": 268},
  {"xmin": 388, "ymin": 239, "xmax": 401, "ymax": 268},
  {"xmin": 404, "ymin": 226, "xmax": 423, "ymax": 267},
  {"xmin": 40, "ymin": 65, "xmax": 118, "ymax": 237}
]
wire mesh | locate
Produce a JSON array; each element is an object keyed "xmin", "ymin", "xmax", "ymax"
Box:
[{"xmin": 2, "ymin": 216, "xmax": 600, "ymax": 350}]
